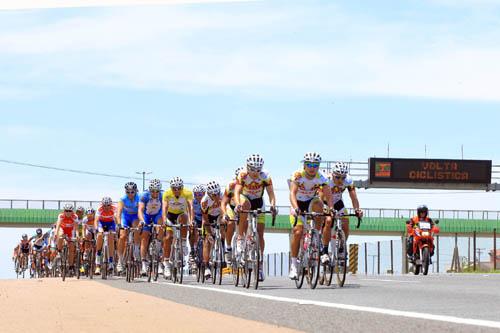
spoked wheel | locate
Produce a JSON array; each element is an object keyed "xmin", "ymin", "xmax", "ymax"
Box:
[
  {"xmin": 216, "ymin": 239, "xmax": 223, "ymax": 285},
  {"xmin": 335, "ymin": 230, "xmax": 347, "ymax": 287},
  {"xmin": 125, "ymin": 246, "xmax": 133, "ymax": 283},
  {"xmin": 61, "ymin": 247, "xmax": 68, "ymax": 282},
  {"xmin": 306, "ymin": 233, "xmax": 320, "ymax": 289},
  {"xmin": 232, "ymin": 261, "xmax": 240, "ymax": 287},
  {"xmin": 295, "ymin": 253, "xmax": 305, "ymax": 289},
  {"xmin": 252, "ymin": 233, "xmax": 261, "ymax": 290},
  {"xmin": 102, "ymin": 247, "xmax": 109, "ymax": 280},
  {"xmin": 179, "ymin": 246, "xmax": 184, "ymax": 284},
  {"xmin": 89, "ymin": 248, "xmax": 95, "ymax": 280},
  {"xmin": 211, "ymin": 244, "xmax": 217, "ymax": 285},
  {"xmin": 76, "ymin": 248, "xmax": 81, "ymax": 280},
  {"xmin": 201, "ymin": 262, "xmax": 206, "ymax": 284}
]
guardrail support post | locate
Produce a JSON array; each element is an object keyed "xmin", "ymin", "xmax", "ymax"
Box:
[
  {"xmin": 267, "ymin": 254, "xmax": 270, "ymax": 276},
  {"xmin": 436, "ymin": 235, "xmax": 440, "ymax": 273},
  {"xmin": 364, "ymin": 243, "xmax": 368, "ymax": 275},
  {"xmin": 274, "ymin": 253, "xmax": 277, "ymax": 277},
  {"xmin": 377, "ymin": 241, "xmax": 380, "ymax": 274},
  {"xmin": 390, "ymin": 240, "xmax": 394, "ymax": 274},
  {"xmin": 473, "ymin": 231, "xmax": 477, "ymax": 271},
  {"xmin": 281, "ymin": 252, "xmax": 283, "ymax": 276},
  {"xmin": 494, "ymin": 229, "xmax": 497, "ymax": 271}
]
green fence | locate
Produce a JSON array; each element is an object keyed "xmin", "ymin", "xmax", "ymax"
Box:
[{"xmin": 1, "ymin": 208, "xmax": 500, "ymax": 234}]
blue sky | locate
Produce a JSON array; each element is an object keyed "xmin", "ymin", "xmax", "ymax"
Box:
[{"xmin": 1, "ymin": 0, "xmax": 500, "ymax": 210}]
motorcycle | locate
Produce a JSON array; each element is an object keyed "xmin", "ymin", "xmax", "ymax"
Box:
[{"xmin": 407, "ymin": 219, "xmax": 439, "ymax": 275}]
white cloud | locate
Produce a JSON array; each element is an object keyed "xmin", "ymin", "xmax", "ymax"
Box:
[{"xmin": 1, "ymin": 5, "xmax": 500, "ymax": 101}]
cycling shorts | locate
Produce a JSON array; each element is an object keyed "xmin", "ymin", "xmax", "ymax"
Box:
[
  {"xmin": 239, "ymin": 194, "xmax": 265, "ymax": 224},
  {"xmin": 142, "ymin": 213, "xmax": 162, "ymax": 233},
  {"xmin": 289, "ymin": 197, "xmax": 322, "ymax": 227},
  {"xmin": 98, "ymin": 221, "xmax": 116, "ymax": 233},
  {"xmin": 122, "ymin": 213, "xmax": 139, "ymax": 229}
]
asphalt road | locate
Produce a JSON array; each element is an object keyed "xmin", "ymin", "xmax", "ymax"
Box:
[{"xmin": 100, "ymin": 273, "xmax": 500, "ymax": 333}]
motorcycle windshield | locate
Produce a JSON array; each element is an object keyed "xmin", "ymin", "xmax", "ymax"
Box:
[{"xmin": 419, "ymin": 221, "xmax": 431, "ymax": 230}]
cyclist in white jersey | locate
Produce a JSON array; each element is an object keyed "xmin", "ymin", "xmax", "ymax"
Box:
[
  {"xmin": 320, "ymin": 162, "xmax": 363, "ymax": 263},
  {"xmin": 201, "ymin": 181, "xmax": 223, "ymax": 279},
  {"xmin": 288, "ymin": 152, "xmax": 334, "ymax": 280}
]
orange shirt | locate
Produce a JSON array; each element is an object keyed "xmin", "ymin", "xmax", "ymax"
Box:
[
  {"xmin": 58, "ymin": 213, "xmax": 77, "ymax": 233},
  {"xmin": 97, "ymin": 205, "xmax": 116, "ymax": 223}
]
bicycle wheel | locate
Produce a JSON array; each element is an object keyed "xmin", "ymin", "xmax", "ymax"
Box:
[
  {"xmin": 61, "ymin": 246, "xmax": 68, "ymax": 282},
  {"xmin": 102, "ymin": 246, "xmax": 108, "ymax": 280},
  {"xmin": 252, "ymin": 233, "xmax": 260, "ymax": 290},
  {"xmin": 125, "ymin": 245, "xmax": 132, "ymax": 283},
  {"xmin": 335, "ymin": 230, "xmax": 347, "ymax": 287},
  {"xmin": 306, "ymin": 232, "xmax": 320, "ymax": 289},
  {"xmin": 201, "ymin": 262, "xmax": 206, "ymax": 284},
  {"xmin": 173, "ymin": 243, "xmax": 179, "ymax": 284},
  {"xmin": 217, "ymin": 239, "xmax": 223, "ymax": 285},
  {"xmin": 89, "ymin": 247, "xmax": 95, "ymax": 280},
  {"xmin": 178, "ymin": 245, "xmax": 184, "ymax": 284},
  {"xmin": 295, "ymin": 251, "xmax": 305, "ymax": 289},
  {"xmin": 211, "ymin": 242, "xmax": 217, "ymax": 285},
  {"xmin": 76, "ymin": 247, "xmax": 81, "ymax": 280}
]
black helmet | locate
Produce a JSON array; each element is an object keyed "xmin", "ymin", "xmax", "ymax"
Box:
[
  {"xmin": 417, "ymin": 205, "xmax": 429, "ymax": 216},
  {"xmin": 36, "ymin": 228, "xmax": 42, "ymax": 235}
]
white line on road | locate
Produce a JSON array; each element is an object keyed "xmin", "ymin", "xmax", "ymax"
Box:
[
  {"xmin": 158, "ymin": 282, "xmax": 500, "ymax": 329},
  {"xmin": 358, "ymin": 279, "xmax": 420, "ymax": 283}
]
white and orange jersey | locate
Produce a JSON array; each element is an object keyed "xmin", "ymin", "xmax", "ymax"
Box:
[
  {"xmin": 201, "ymin": 193, "xmax": 222, "ymax": 217},
  {"xmin": 236, "ymin": 169, "xmax": 273, "ymax": 200},
  {"xmin": 289, "ymin": 169, "xmax": 329, "ymax": 202},
  {"xmin": 328, "ymin": 174, "xmax": 355, "ymax": 203},
  {"xmin": 224, "ymin": 179, "xmax": 237, "ymax": 206},
  {"xmin": 96, "ymin": 205, "xmax": 116, "ymax": 223}
]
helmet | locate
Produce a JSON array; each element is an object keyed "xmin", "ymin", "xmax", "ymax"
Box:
[
  {"xmin": 36, "ymin": 228, "xmax": 42, "ymax": 235},
  {"xmin": 170, "ymin": 177, "xmax": 184, "ymax": 189},
  {"xmin": 86, "ymin": 207, "xmax": 95, "ymax": 215},
  {"xmin": 63, "ymin": 203, "xmax": 74, "ymax": 211},
  {"xmin": 246, "ymin": 154, "xmax": 264, "ymax": 171},
  {"xmin": 304, "ymin": 152, "xmax": 322, "ymax": 163},
  {"xmin": 76, "ymin": 206, "xmax": 85, "ymax": 212},
  {"xmin": 333, "ymin": 162, "xmax": 349, "ymax": 176},
  {"xmin": 125, "ymin": 182, "xmax": 138, "ymax": 192},
  {"xmin": 101, "ymin": 197, "xmax": 113, "ymax": 206},
  {"xmin": 193, "ymin": 184, "xmax": 206, "ymax": 195},
  {"xmin": 206, "ymin": 181, "xmax": 221, "ymax": 195},
  {"xmin": 148, "ymin": 179, "xmax": 162, "ymax": 191},
  {"xmin": 417, "ymin": 205, "xmax": 429, "ymax": 216},
  {"xmin": 22, "ymin": 234, "xmax": 28, "ymax": 240},
  {"xmin": 234, "ymin": 166, "xmax": 245, "ymax": 179}
]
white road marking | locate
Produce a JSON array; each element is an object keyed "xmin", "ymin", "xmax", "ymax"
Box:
[
  {"xmin": 358, "ymin": 278, "xmax": 420, "ymax": 284},
  {"xmin": 158, "ymin": 281, "xmax": 500, "ymax": 329}
]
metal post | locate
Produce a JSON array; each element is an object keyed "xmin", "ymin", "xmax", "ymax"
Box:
[
  {"xmin": 494, "ymin": 229, "xmax": 497, "ymax": 271},
  {"xmin": 10, "ymin": 200, "xmax": 12, "ymax": 209},
  {"xmin": 281, "ymin": 252, "xmax": 283, "ymax": 276},
  {"xmin": 274, "ymin": 253, "xmax": 277, "ymax": 277},
  {"xmin": 364, "ymin": 243, "xmax": 368, "ymax": 275},
  {"xmin": 473, "ymin": 231, "xmax": 477, "ymax": 271},
  {"xmin": 377, "ymin": 241, "xmax": 380, "ymax": 274},
  {"xmin": 267, "ymin": 254, "xmax": 270, "ymax": 276},
  {"xmin": 468, "ymin": 237, "xmax": 471, "ymax": 267},
  {"xmin": 26, "ymin": 200, "xmax": 28, "ymax": 209},
  {"xmin": 42, "ymin": 200, "xmax": 45, "ymax": 209},
  {"xmin": 288, "ymin": 251, "xmax": 291, "ymax": 272},
  {"xmin": 390, "ymin": 240, "xmax": 394, "ymax": 274},
  {"xmin": 436, "ymin": 235, "xmax": 440, "ymax": 273},
  {"xmin": 58, "ymin": 201, "xmax": 61, "ymax": 210}
]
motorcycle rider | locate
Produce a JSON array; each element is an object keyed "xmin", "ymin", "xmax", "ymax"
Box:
[{"xmin": 406, "ymin": 205, "xmax": 435, "ymax": 261}]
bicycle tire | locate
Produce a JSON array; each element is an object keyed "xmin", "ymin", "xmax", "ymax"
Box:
[
  {"xmin": 211, "ymin": 242, "xmax": 217, "ymax": 285},
  {"xmin": 178, "ymin": 245, "xmax": 184, "ymax": 284},
  {"xmin": 61, "ymin": 246, "xmax": 68, "ymax": 282},
  {"xmin": 295, "ymin": 251, "xmax": 305, "ymax": 289},
  {"xmin": 306, "ymin": 231, "xmax": 320, "ymax": 289},
  {"xmin": 102, "ymin": 245, "xmax": 108, "ymax": 280},
  {"xmin": 253, "ymin": 232, "xmax": 260, "ymax": 290},
  {"xmin": 217, "ymin": 239, "xmax": 223, "ymax": 286},
  {"xmin": 76, "ymin": 246, "xmax": 81, "ymax": 280},
  {"xmin": 335, "ymin": 230, "xmax": 347, "ymax": 287}
]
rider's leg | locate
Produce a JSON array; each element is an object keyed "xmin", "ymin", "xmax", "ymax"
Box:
[
  {"xmin": 178, "ymin": 213, "xmax": 189, "ymax": 254},
  {"xmin": 237, "ymin": 197, "xmax": 251, "ymax": 252},
  {"xmin": 68, "ymin": 242, "xmax": 76, "ymax": 266},
  {"xmin": 289, "ymin": 216, "xmax": 304, "ymax": 278},
  {"xmin": 342, "ymin": 217, "xmax": 350, "ymax": 240},
  {"xmin": 117, "ymin": 227, "xmax": 127, "ymax": 267},
  {"xmin": 108, "ymin": 232, "xmax": 115, "ymax": 264}
]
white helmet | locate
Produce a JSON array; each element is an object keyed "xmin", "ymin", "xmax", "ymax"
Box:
[
  {"xmin": 124, "ymin": 182, "xmax": 138, "ymax": 192},
  {"xmin": 170, "ymin": 177, "xmax": 184, "ymax": 189},
  {"xmin": 86, "ymin": 207, "xmax": 95, "ymax": 215},
  {"xmin": 193, "ymin": 184, "xmax": 206, "ymax": 195},
  {"xmin": 246, "ymin": 154, "xmax": 264, "ymax": 171},
  {"xmin": 76, "ymin": 206, "xmax": 85, "ymax": 213},
  {"xmin": 303, "ymin": 152, "xmax": 321, "ymax": 163},
  {"xmin": 101, "ymin": 197, "xmax": 113, "ymax": 206},
  {"xmin": 333, "ymin": 162, "xmax": 349, "ymax": 176},
  {"xmin": 234, "ymin": 166, "xmax": 245, "ymax": 179},
  {"xmin": 63, "ymin": 203, "xmax": 74, "ymax": 211},
  {"xmin": 149, "ymin": 179, "xmax": 162, "ymax": 191},
  {"xmin": 206, "ymin": 181, "xmax": 221, "ymax": 195}
]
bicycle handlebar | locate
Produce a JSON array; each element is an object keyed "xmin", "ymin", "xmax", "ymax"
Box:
[{"xmin": 239, "ymin": 208, "xmax": 277, "ymax": 226}]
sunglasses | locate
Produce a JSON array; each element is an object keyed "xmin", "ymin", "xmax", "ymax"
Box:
[
  {"xmin": 333, "ymin": 175, "xmax": 346, "ymax": 180},
  {"xmin": 247, "ymin": 167, "xmax": 261, "ymax": 172},
  {"xmin": 194, "ymin": 192, "xmax": 204, "ymax": 197},
  {"xmin": 64, "ymin": 210, "xmax": 73, "ymax": 213},
  {"xmin": 305, "ymin": 163, "xmax": 320, "ymax": 169},
  {"xmin": 171, "ymin": 187, "xmax": 182, "ymax": 191},
  {"xmin": 126, "ymin": 191, "xmax": 136, "ymax": 194}
]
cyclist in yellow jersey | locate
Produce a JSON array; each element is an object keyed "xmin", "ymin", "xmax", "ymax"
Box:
[
  {"xmin": 221, "ymin": 166, "xmax": 244, "ymax": 264},
  {"xmin": 162, "ymin": 177, "xmax": 192, "ymax": 279},
  {"xmin": 75, "ymin": 206, "xmax": 86, "ymax": 239},
  {"xmin": 234, "ymin": 154, "xmax": 277, "ymax": 282}
]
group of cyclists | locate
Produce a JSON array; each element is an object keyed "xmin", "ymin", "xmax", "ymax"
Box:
[{"xmin": 12, "ymin": 152, "xmax": 366, "ymax": 283}]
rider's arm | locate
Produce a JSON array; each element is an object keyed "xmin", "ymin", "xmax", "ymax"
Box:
[
  {"xmin": 138, "ymin": 202, "xmax": 146, "ymax": 224},
  {"xmin": 186, "ymin": 198, "xmax": 193, "ymax": 224},
  {"xmin": 116, "ymin": 200, "xmax": 124, "ymax": 226},
  {"xmin": 321, "ymin": 184, "xmax": 334, "ymax": 210},
  {"xmin": 220, "ymin": 193, "xmax": 229, "ymax": 216},
  {"xmin": 265, "ymin": 184, "xmax": 276, "ymax": 207},
  {"xmin": 234, "ymin": 184, "xmax": 242, "ymax": 207},
  {"xmin": 55, "ymin": 219, "xmax": 61, "ymax": 240},
  {"xmin": 348, "ymin": 187, "xmax": 360, "ymax": 211},
  {"xmin": 289, "ymin": 182, "xmax": 299, "ymax": 211},
  {"xmin": 161, "ymin": 196, "xmax": 169, "ymax": 224}
]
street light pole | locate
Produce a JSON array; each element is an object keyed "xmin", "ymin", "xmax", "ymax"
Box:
[{"xmin": 135, "ymin": 171, "xmax": 152, "ymax": 191}]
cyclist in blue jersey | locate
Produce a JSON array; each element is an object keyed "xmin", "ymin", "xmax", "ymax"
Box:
[
  {"xmin": 138, "ymin": 179, "xmax": 164, "ymax": 276},
  {"xmin": 189, "ymin": 184, "xmax": 205, "ymax": 266},
  {"xmin": 116, "ymin": 182, "xmax": 140, "ymax": 274}
]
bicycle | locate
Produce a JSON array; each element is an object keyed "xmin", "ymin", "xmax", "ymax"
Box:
[
  {"xmin": 81, "ymin": 237, "xmax": 96, "ymax": 279},
  {"xmin": 100, "ymin": 231, "xmax": 115, "ymax": 280},
  {"xmin": 319, "ymin": 213, "xmax": 361, "ymax": 287},
  {"xmin": 207, "ymin": 218, "xmax": 226, "ymax": 285},
  {"xmin": 292, "ymin": 211, "xmax": 329, "ymax": 289},
  {"xmin": 237, "ymin": 209, "xmax": 276, "ymax": 290},
  {"xmin": 32, "ymin": 248, "xmax": 44, "ymax": 278},
  {"xmin": 124, "ymin": 226, "xmax": 141, "ymax": 283},
  {"xmin": 60, "ymin": 235, "xmax": 76, "ymax": 282},
  {"xmin": 193, "ymin": 227, "xmax": 205, "ymax": 283},
  {"xmin": 142, "ymin": 222, "xmax": 161, "ymax": 283},
  {"xmin": 166, "ymin": 221, "xmax": 185, "ymax": 284},
  {"xmin": 16, "ymin": 252, "xmax": 28, "ymax": 279}
]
